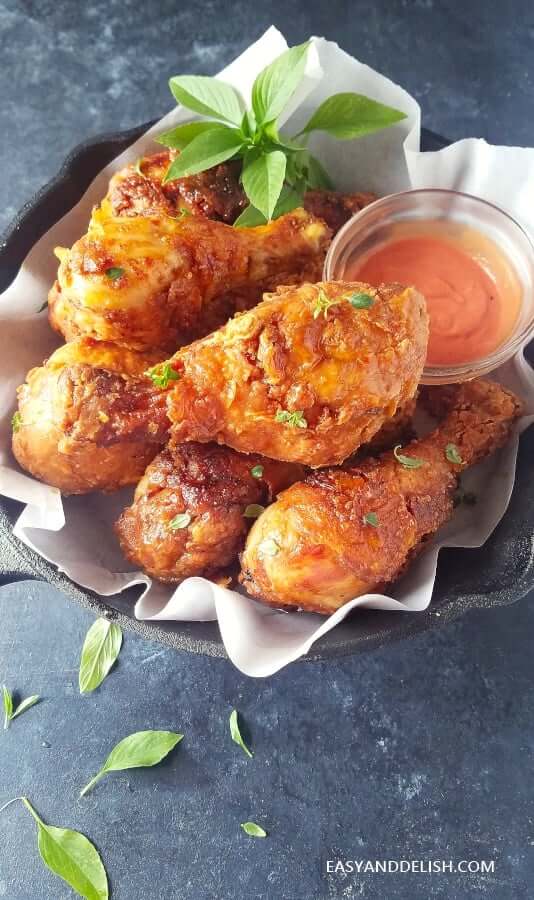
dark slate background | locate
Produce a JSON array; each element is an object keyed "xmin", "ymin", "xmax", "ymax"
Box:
[{"xmin": 1, "ymin": 2, "xmax": 534, "ymax": 898}]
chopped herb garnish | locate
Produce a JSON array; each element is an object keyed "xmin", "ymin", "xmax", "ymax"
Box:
[
  {"xmin": 258, "ymin": 538, "xmax": 280, "ymax": 558},
  {"xmin": 250, "ymin": 465, "xmax": 264, "ymax": 479},
  {"xmin": 244, "ymin": 504, "xmax": 265, "ymax": 519},
  {"xmin": 313, "ymin": 287, "xmax": 338, "ymax": 319},
  {"xmin": 363, "ymin": 511, "xmax": 379, "ymax": 527},
  {"xmin": 105, "ymin": 266, "xmax": 125, "ymax": 281},
  {"xmin": 241, "ymin": 822, "xmax": 267, "ymax": 837},
  {"xmin": 275, "ymin": 409, "xmax": 307, "ymax": 429},
  {"xmin": 11, "ymin": 411, "xmax": 22, "ymax": 432},
  {"xmin": 145, "ymin": 362, "xmax": 180, "ymax": 389},
  {"xmin": 445, "ymin": 443, "xmax": 463, "ymax": 465},
  {"xmin": 229, "ymin": 709, "xmax": 253, "ymax": 758},
  {"xmin": 393, "ymin": 445, "xmax": 424, "ymax": 469},
  {"xmin": 348, "ymin": 292, "xmax": 374, "ymax": 309},
  {"xmin": 169, "ymin": 512, "xmax": 192, "ymax": 530}
]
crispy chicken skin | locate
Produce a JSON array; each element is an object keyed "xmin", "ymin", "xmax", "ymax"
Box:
[
  {"xmin": 107, "ymin": 150, "xmax": 376, "ymax": 232},
  {"xmin": 115, "ymin": 443, "xmax": 305, "ymax": 582},
  {"xmin": 164, "ymin": 280, "xmax": 428, "ymax": 467},
  {"xmin": 48, "ymin": 203, "xmax": 330, "ymax": 352},
  {"xmin": 239, "ymin": 379, "xmax": 523, "ymax": 614},
  {"xmin": 12, "ymin": 339, "xmax": 169, "ymax": 494}
]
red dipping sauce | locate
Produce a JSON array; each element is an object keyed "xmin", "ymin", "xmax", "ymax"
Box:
[{"xmin": 347, "ymin": 221, "xmax": 522, "ymax": 367}]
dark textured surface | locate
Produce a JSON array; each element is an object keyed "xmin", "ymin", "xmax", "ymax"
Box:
[{"xmin": 1, "ymin": 1, "xmax": 534, "ymax": 898}]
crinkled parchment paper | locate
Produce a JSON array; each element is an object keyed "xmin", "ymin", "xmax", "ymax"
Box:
[{"xmin": 1, "ymin": 27, "xmax": 533, "ymax": 676}]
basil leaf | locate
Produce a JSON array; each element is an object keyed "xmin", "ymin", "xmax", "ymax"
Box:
[
  {"xmin": 244, "ymin": 504, "xmax": 265, "ymax": 519},
  {"xmin": 80, "ymin": 730, "xmax": 183, "ymax": 797},
  {"xmin": 169, "ymin": 512, "xmax": 192, "ymax": 530},
  {"xmin": 156, "ymin": 120, "xmax": 224, "ymax": 149},
  {"xmin": 241, "ymin": 150, "xmax": 286, "ymax": 221},
  {"xmin": 252, "ymin": 41, "xmax": 310, "ymax": 125},
  {"xmin": 241, "ymin": 822, "xmax": 267, "ymax": 837},
  {"xmin": 11, "ymin": 694, "xmax": 40, "ymax": 721},
  {"xmin": 169, "ymin": 75, "xmax": 244, "ymax": 125},
  {"xmin": 349, "ymin": 292, "xmax": 374, "ymax": 309},
  {"xmin": 300, "ymin": 92, "xmax": 407, "ymax": 139},
  {"xmin": 163, "ymin": 128, "xmax": 244, "ymax": 182},
  {"xmin": 363, "ymin": 512, "xmax": 379, "ymax": 527},
  {"xmin": 22, "ymin": 797, "xmax": 109, "ymax": 900},
  {"xmin": 79, "ymin": 618, "xmax": 123, "ymax": 695},
  {"xmin": 393, "ymin": 445, "xmax": 424, "ymax": 469},
  {"xmin": 445, "ymin": 443, "xmax": 463, "ymax": 465},
  {"xmin": 303, "ymin": 152, "xmax": 334, "ymax": 190},
  {"xmin": 229, "ymin": 709, "xmax": 253, "ymax": 758},
  {"xmin": 250, "ymin": 465, "xmax": 264, "ymax": 479},
  {"xmin": 233, "ymin": 183, "xmax": 303, "ymax": 228},
  {"xmin": 145, "ymin": 362, "xmax": 180, "ymax": 389},
  {"xmin": 3, "ymin": 685, "xmax": 13, "ymax": 729}
]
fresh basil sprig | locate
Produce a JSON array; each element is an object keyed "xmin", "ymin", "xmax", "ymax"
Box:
[
  {"xmin": 80, "ymin": 730, "xmax": 183, "ymax": 797},
  {"xmin": 79, "ymin": 618, "xmax": 123, "ymax": 695},
  {"xmin": 158, "ymin": 41, "xmax": 406, "ymax": 224},
  {"xmin": 0, "ymin": 796, "xmax": 109, "ymax": 899},
  {"xmin": 3, "ymin": 685, "xmax": 40, "ymax": 729}
]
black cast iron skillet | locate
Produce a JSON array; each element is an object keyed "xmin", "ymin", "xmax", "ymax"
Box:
[{"xmin": 1, "ymin": 124, "xmax": 533, "ymax": 660}]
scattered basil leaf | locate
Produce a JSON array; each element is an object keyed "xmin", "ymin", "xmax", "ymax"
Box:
[
  {"xmin": 229, "ymin": 709, "xmax": 253, "ymax": 758},
  {"xmin": 393, "ymin": 445, "xmax": 424, "ymax": 469},
  {"xmin": 79, "ymin": 618, "xmax": 123, "ymax": 695},
  {"xmin": 3, "ymin": 685, "xmax": 40, "ymax": 729},
  {"xmin": 244, "ymin": 504, "xmax": 265, "ymax": 519},
  {"xmin": 313, "ymin": 287, "xmax": 338, "ymax": 319},
  {"xmin": 445, "ymin": 443, "xmax": 463, "ymax": 465},
  {"xmin": 80, "ymin": 730, "xmax": 183, "ymax": 797},
  {"xmin": 3, "ymin": 685, "xmax": 13, "ymax": 728},
  {"xmin": 156, "ymin": 120, "xmax": 224, "ymax": 149},
  {"xmin": 11, "ymin": 411, "xmax": 22, "ymax": 432},
  {"xmin": 348, "ymin": 292, "xmax": 374, "ymax": 309},
  {"xmin": 169, "ymin": 512, "xmax": 192, "ymax": 530},
  {"xmin": 241, "ymin": 822, "xmax": 267, "ymax": 837},
  {"xmin": 363, "ymin": 512, "xmax": 379, "ymax": 527},
  {"xmin": 300, "ymin": 92, "xmax": 407, "ymax": 139},
  {"xmin": 0, "ymin": 796, "xmax": 109, "ymax": 900},
  {"xmin": 241, "ymin": 150, "xmax": 287, "ymax": 221},
  {"xmin": 275, "ymin": 409, "xmax": 307, "ymax": 428},
  {"xmin": 258, "ymin": 538, "xmax": 280, "ymax": 558},
  {"xmin": 105, "ymin": 267, "xmax": 124, "ymax": 281},
  {"xmin": 163, "ymin": 127, "xmax": 244, "ymax": 182},
  {"xmin": 251, "ymin": 41, "xmax": 310, "ymax": 125},
  {"xmin": 169, "ymin": 75, "xmax": 244, "ymax": 126},
  {"xmin": 145, "ymin": 361, "xmax": 180, "ymax": 389},
  {"xmin": 250, "ymin": 465, "xmax": 264, "ymax": 479}
]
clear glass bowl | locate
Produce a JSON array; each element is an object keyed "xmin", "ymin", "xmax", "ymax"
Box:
[{"xmin": 323, "ymin": 189, "xmax": 534, "ymax": 384}]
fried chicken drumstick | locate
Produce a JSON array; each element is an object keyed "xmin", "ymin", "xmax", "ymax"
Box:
[
  {"xmin": 115, "ymin": 444, "xmax": 305, "ymax": 582},
  {"xmin": 49, "ymin": 203, "xmax": 330, "ymax": 352},
  {"xmin": 164, "ymin": 280, "xmax": 428, "ymax": 467},
  {"xmin": 12, "ymin": 339, "xmax": 169, "ymax": 494},
  {"xmin": 240, "ymin": 379, "xmax": 523, "ymax": 614}
]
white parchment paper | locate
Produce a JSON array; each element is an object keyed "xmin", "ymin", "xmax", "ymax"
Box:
[{"xmin": 1, "ymin": 27, "xmax": 533, "ymax": 677}]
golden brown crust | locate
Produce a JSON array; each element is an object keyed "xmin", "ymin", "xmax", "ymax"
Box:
[
  {"xmin": 12, "ymin": 338, "xmax": 168, "ymax": 494},
  {"xmin": 165, "ymin": 280, "xmax": 428, "ymax": 467},
  {"xmin": 303, "ymin": 189, "xmax": 377, "ymax": 234},
  {"xmin": 239, "ymin": 378, "xmax": 523, "ymax": 614},
  {"xmin": 115, "ymin": 443, "xmax": 305, "ymax": 582},
  {"xmin": 49, "ymin": 207, "xmax": 330, "ymax": 352}
]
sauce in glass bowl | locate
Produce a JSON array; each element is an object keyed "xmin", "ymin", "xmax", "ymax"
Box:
[{"xmin": 324, "ymin": 189, "xmax": 534, "ymax": 384}]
